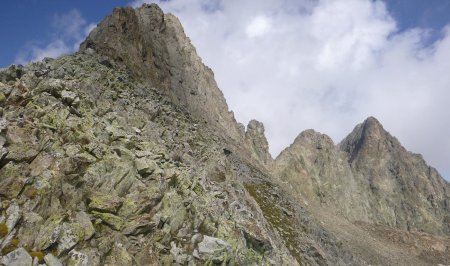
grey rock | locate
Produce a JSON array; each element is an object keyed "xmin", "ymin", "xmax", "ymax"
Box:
[
  {"xmin": 0, "ymin": 248, "xmax": 32, "ymax": 266},
  {"xmin": 44, "ymin": 253, "xmax": 63, "ymax": 266},
  {"xmin": 197, "ymin": 235, "xmax": 232, "ymax": 256},
  {"xmin": 61, "ymin": 90, "xmax": 77, "ymax": 105},
  {"xmin": 6, "ymin": 201, "xmax": 21, "ymax": 231}
]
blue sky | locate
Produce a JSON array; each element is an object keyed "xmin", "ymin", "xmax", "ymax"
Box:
[
  {"xmin": 1, "ymin": 0, "xmax": 450, "ymax": 67},
  {"xmin": 1, "ymin": 0, "xmax": 450, "ymax": 179}
]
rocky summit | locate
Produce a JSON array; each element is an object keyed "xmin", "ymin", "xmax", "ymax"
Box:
[{"xmin": 1, "ymin": 3, "xmax": 450, "ymax": 266}]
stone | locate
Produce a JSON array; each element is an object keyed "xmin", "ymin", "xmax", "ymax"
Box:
[
  {"xmin": 0, "ymin": 247, "xmax": 32, "ymax": 266},
  {"xmin": 91, "ymin": 211, "xmax": 124, "ymax": 231},
  {"xmin": 61, "ymin": 90, "xmax": 78, "ymax": 105},
  {"xmin": 197, "ymin": 235, "xmax": 232, "ymax": 259},
  {"xmin": 56, "ymin": 222, "xmax": 85, "ymax": 255},
  {"xmin": 75, "ymin": 212, "xmax": 95, "ymax": 240},
  {"xmin": 44, "ymin": 253, "xmax": 63, "ymax": 266},
  {"xmin": 67, "ymin": 249, "xmax": 90, "ymax": 266},
  {"xmin": 104, "ymin": 243, "xmax": 133, "ymax": 265},
  {"xmin": 135, "ymin": 157, "xmax": 159, "ymax": 176},
  {"xmin": 5, "ymin": 201, "xmax": 21, "ymax": 231},
  {"xmin": 88, "ymin": 192, "xmax": 122, "ymax": 213},
  {"xmin": 35, "ymin": 213, "xmax": 65, "ymax": 250}
]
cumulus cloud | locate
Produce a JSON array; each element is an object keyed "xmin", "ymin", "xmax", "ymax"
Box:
[
  {"xmin": 15, "ymin": 10, "xmax": 95, "ymax": 64},
  {"xmin": 131, "ymin": 0, "xmax": 448, "ymax": 179}
]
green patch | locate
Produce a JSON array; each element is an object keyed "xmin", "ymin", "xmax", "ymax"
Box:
[
  {"xmin": 0, "ymin": 223, "xmax": 8, "ymax": 238},
  {"xmin": 1, "ymin": 238, "xmax": 19, "ymax": 255},
  {"xmin": 244, "ymin": 182, "xmax": 302, "ymax": 263},
  {"xmin": 29, "ymin": 251, "xmax": 45, "ymax": 264}
]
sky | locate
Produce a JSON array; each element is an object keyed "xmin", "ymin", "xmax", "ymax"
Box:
[{"xmin": 0, "ymin": 0, "xmax": 449, "ymax": 180}]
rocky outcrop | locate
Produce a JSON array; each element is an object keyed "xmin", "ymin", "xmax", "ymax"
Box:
[
  {"xmin": 80, "ymin": 4, "xmax": 244, "ymax": 142},
  {"xmin": 245, "ymin": 120, "xmax": 272, "ymax": 166}
]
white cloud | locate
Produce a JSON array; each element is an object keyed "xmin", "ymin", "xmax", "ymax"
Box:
[
  {"xmin": 15, "ymin": 9, "xmax": 95, "ymax": 65},
  {"xmin": 131, "ymin": 0, "xmax": 450, "ymax": 179},
  {"xmin": 246, "ymin": 15, "xmax": 272, "ymax": 38}
]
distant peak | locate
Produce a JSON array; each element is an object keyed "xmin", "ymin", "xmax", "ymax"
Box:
[{"xmin": 339, "ymin": 116, "xmax": 398, "ymax": 162}]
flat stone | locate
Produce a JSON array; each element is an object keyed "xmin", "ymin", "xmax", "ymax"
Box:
[
  {"xmin": 0, "ymin": 247, "xmax": 32, "ymax": 266},
  {"xmin": 88, "ymin": 191, "xmax": 122, "ymax": 213},
  {"xmin": 44, "ymin": 253, "xmax": 63, "ymax": 266}
]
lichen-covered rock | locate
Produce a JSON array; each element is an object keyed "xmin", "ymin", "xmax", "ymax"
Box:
[
  {"xmin": 56, "ymin": 222, "xmax": 85, "ymax": 255},
  {"xmin": 88, "ymin": 192, "xmax": 122, "ymax": 213},
  {"xmin": 104, "ymin": 243, "xmax": 132, "ymax": 265},
  {"xmin": 0, "ymin": 247, "xmax": 32, "ymax": 266},
  {"xmin": 198, "ymin": 235, "xmax": 232, "ymax": 263},
  {"xmin": 44, "ymin": 253, "xmax": 63, "ymax": 266},
  {"xmin": 75, "ymin": 212, "xmax": 95, "ymax": 241},
  {"xmin": 35, "ymin": 213, "xmax": 65, "ymax": 250}
]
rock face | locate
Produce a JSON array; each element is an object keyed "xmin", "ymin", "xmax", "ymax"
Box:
[
  {"xmin": 275, "ymin": 117, "xmax": 450, "ymax": 235},
  {"xmin": 80, "ymin": 4, "xmax": 243, "ymax": 142}
]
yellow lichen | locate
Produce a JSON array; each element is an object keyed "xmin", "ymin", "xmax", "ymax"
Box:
[
  {"xmin": 1, "ymin": 238, "xmax": 19, "ymax": 255},
  {"xmin": 29, "ymin": 251, "xmax": 45, "ymax": 264},
  {"xmin": 0, "ymin": 223, "xmax": 8, "ymax": 238}
]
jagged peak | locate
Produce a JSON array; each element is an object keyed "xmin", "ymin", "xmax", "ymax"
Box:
[
  {"xmin": 79, "ymin": 3, "xmax": 243, "ymax": 141},
  {"xmin": 339, "ymin": 116, "xmax": 401, "ymax": 162}
]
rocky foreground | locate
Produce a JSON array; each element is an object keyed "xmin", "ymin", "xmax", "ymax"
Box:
[{"xmin": 1, "ymin": 3, "xmax": 450, "ymax": 266}]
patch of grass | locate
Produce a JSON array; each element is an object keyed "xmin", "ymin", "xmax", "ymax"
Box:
[{"xmin": 244, "ymin": 182, "xmax": 302, "ymax": 263}]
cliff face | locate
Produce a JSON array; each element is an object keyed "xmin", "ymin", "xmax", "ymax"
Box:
[{"xmin": 80, "ymin": 4, "xmax": 244, "ymax": 142}]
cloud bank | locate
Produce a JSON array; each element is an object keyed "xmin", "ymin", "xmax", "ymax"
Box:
[
  {"xmin": 131, "ymin": 0, "xmax": 450, "ymax": 178},
  {"xmin": 15, "ymin": 10, "xmax": 95, "ymax": 65}
]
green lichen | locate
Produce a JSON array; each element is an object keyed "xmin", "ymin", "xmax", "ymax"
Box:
[{"xmin": 244, "ymin": 182, "xmax": 301, "ymax": 263}]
